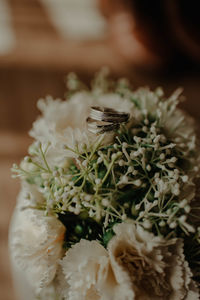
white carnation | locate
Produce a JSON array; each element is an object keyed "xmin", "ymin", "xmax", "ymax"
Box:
[
  {"xmin": 61, "ymin": 239, "xmax": 109, "ymax": 300},
  {"xmin": 29, "ymin": 92, "xmax": 134, "ymax": 166},
  {"xmin": 61, "ymin": 239, "xmax": 134, "ymax": 300},
  {"xmin": 9, "ymin": 187, "xmax": 66, "ymax": 295},
  {"xmin": 132, "ymin": 88, "xmax": 197, "ymax": 151},
  {"xmin": 108, "ymin": 222, "xmax": 199, "ymax": 300}
]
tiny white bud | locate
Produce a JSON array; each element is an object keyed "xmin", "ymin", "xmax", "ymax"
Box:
[
  {"xmin": 121, "ymin": 214, "xmax": 127, "ymax": 221},
  {"xmin": 173, "ymin": 188, "xmax": 180, "ymax": 196},
  {"xmin": 133, "ymin": 151, "xmax": 139, "ymax": 157},
  {"xmin": 154, "ymin": 135, "xmax": 160, "ymax": 144},
  {"xmin": 174, "ymin": 183, "xmax": 180, "ymax": 189},
  {"xmin": 102, "ymin": 199, "xmax": 109, "ymax": 207},
  {"xmin": 169, "ymin": 221, "xmax": 177, "ymax": 229},
  {"xmin": 153, "ymin": 200, "xmax": 158, "ymax": 206},
  {"xmin": 167, "ymin": 209, "xmax": 171, "ymax": 215},
  {"xmin": 170, "ymin": 157, "xmax": 177, "ymax": 163},
  {"xmin": 184, "ymin": 205, "xmax": 191, "ymax": 213},
  {"xmin": 72, "ymin": 196, "xmax": 78, "ymax": 203},
  {"xmin": 95, "ymin": 178, "xmax": 101, "ymax": 185},
  {"xmin": 97, "ymin": 157, "xmax": 103, "ymax": 164},
  {"xmin": 82, "ymin": 160, "xmax": 87, "ymax": 167},
  {"xmin": 143, "ymin": 219, "xmax": 152, "ymax": 229},
  {"xmin": 133, "ymin": 136, "xmax": 141, "ymax": 143},
  {"xmin": 89, "ymin": 210, "xmax": 95, "ymax": 217},
  {"xmin": 159, "ymin": 153, "xmax": 165, "ymax": 160},
  {"xmin": 159, "ymin": 220, "xmax": 166, "ymax": 227},
  {"xmin": 142, "ymin": 126, "xmax": 148, "ymax": 132},
  {"xmin": 117, "ymin": 151, "xmax": 122, "ymax": 157},
  {"xmin": 68, "ymin": 206, "xmax": 74, "ymax": 212},
  {"xmin": 85, "ymin": 194, "xmax": 92, "ymax": 202},
  {"xmin": 138, "ymin": 147, "xmax": 145, "ymax": 154},
  {"xmin": 69, "ymin": 189, "xmax": 76, "ymax": 196},
  {"xmin": 182, "ymin": 175, "xmax": 188, "ymax": 183},
  {"xmin": 74, "ymin": 208, "xmax": 80, "ymax": 215},
  {"xmin": 128, "ymin": 166, "xmax": 134, "ymax": 173},
  {"xmin": 143, "ymin": 109, "xmax": 147, "ymax": 115},
  {"xmin": 135, "ymin": 204, "xmax": 140, "ymax": 210},
  {"xmin": 146, "ymin": 164, "xmax": 151, "ymax": 172},
  {"xmin": 179, "ymin": 199, "xmax": 187, "ymax": 208},
  {"xmin": 122, "ymin": 142, "xmax": 128, "ymax": 148},
  {"xmin": 132, "ymin": 170, "xmax": 138, "ymax": 175},
  {"xmin": 139, "ymin": 211, "xmax": 145, "ymax": 218},
  {"xmin": 111, "ymin": 153, "xmax": 117, "ymax": 160},
  {"xmin": 134, "ymin": 179, "xmax": 142, "ymax": 187},
  {"xmin": 121, "ymin": 175, "xmax": 129, "ymax": 184},
  {"xmin": 118, "ymin": 159, "xmax": 125, "ymax": 167}
]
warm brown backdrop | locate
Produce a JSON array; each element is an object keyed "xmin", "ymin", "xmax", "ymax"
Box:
[{"xmin": 0, "ymin": 1, "xmax": 200, "ymax": 300}]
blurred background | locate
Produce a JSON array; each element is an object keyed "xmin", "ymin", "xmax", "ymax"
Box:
[{"xmin": 0, "ymin": 1, "xmax": 200, "ymax": 299}]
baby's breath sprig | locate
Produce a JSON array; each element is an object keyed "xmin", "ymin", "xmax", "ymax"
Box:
[
  {"xmin": 12, "ymin": 72, "xmax": 200, "ymax": 258},
  {"xmin": 12, "ymin": 118, "xmax": 199, "ymax": 241}
]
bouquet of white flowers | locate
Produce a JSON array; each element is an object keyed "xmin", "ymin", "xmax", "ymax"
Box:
[{"xmin": 10, "ymin": 70, "xmax": 200, "ymax": 300}]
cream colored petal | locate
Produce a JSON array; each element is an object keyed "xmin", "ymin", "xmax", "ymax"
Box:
[
  {"xmin": 107, "ymin": 222, "xmax": 199, "ymax": 300},
  {"xmin": 54, "ymin": 265, "xmax": 70, "ymax": 300},
  {"xmin": 9, "ymin": 187, "xmax": 65, "ymax": 294},
  {"xmin": 61, "ymin": 239, "xmax": 109, "ymax": 300},
  {"xmin": 61, "ymin": 238, "xmax": 135, "ymax": 300},
  {"xmin": 107, "ymin": 238, "xmax": 135, "ymax": 300}
]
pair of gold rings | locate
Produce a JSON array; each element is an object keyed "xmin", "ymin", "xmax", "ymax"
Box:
[{"xmin": 87, "ymin": 106, "xmax": 130, "ymax": 134}]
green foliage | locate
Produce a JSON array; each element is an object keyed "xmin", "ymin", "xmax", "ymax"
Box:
[{"xmin": 11, "ymin": 71, "xmax": 200, "ymax": 281}]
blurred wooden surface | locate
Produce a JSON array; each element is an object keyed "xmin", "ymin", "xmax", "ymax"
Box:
[
  {"xmin": 0, "ymin": 0, "xmax": 200, "ymax": 133},
  {"xmin": 0, "ymin": 0, "xmax": 125, "ymax": 71}
]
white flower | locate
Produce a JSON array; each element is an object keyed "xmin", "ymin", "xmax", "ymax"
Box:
[
  {"xmin": 132, "ymin": 88, "xmax": 198, "ymax": 153},
  {"xmin": 29, "ymin": 92, "xmax": 134, "ymax": 165},
  {"xmin": 9, "ymin": 187, "xmax": 66, "ymax": 295},
  {"xmin": 108, "ymin": 222, "xmax": 199, "ymax": 300},
  {"xmin": 61, "ymin": 239, "xmax": 109, "ymax": 300},
  {"xmin": 61, "ymin": 239, "xmax": 134, "ymax": 300},
  {"xmin": 54, "ymin": 265, "xmax": 70, "ymax": 300}
]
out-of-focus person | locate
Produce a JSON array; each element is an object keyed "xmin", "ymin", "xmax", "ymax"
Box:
[{"xmin": 99, "ymin": 0, "xmax": 200, "ymax": 70}]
